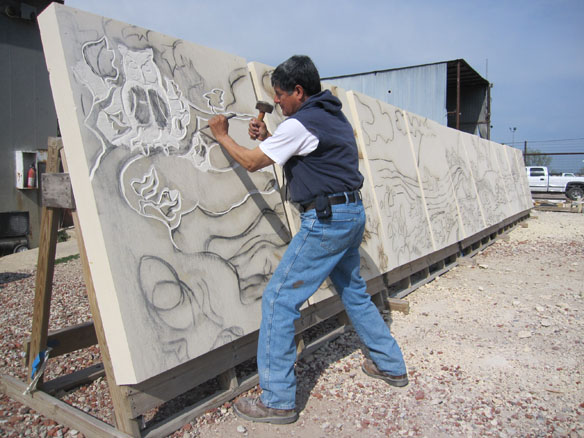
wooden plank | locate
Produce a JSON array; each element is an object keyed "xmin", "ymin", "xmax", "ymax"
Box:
[
  {"xmin": 336, "ymin": 311, "xmax": 350, "ymax": 326},
  {"xmin": 366, "ymin": 276, "xmax": 386, "ymax": 296},
  {"xmin": 295, "ymin": 295, "xmax": 345, "ymax": 334},
  {"xmin": 391, "ymin": 262, "xmax": 456, "ymax": 300},
  {"xmin": 0, "ymin": 375, "xmax": 132, "ymax": 438},
  {"xmin": 27, "ymin": 139, "xmax": 62, "ymax": 382},
  {"xmin": 42, "ymin": 363, "xmax": 105, "ymax": 395},
  {"xmin": 371, "ymin": 290, "xmax": 385, "ymax": 309},
  {"xmin": 24, "ymin": 321, "xmax": 97, "ymax": 363},
  {"xmin": 535, "ymin": 205, "xmax": 579, "ymax": 213},
  {"xmin": 141, "ymin": 374, "xmax": 259, "ymax": 438},
  {"xmin": 301, "ymin": 325, "xmax": 346, "ymax": 358},
  {"xmin": 41, "ymin": 173, "xmax": 75, "ymax": 209},
  {"xmin": 217, "ymin": 368, "xmax": 238, "ymax": 391},
  {"xmin": 126, "ymin": 330, "xmax": 258, "ymax": 417},
  {"xmin": 294, "ymin": 334, "xmax": 305, "ymax": 355},
  {"xmin": 387, "ymin": 298, "xmax": 410, "ymax": 315}
]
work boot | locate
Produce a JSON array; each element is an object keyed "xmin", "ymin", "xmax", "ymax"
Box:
[
  {"xmin": 362, "ymin": 359, "xmax": 409, "ymax": 387},
  {"xmin": 233, "ymin": 396, "xmax": 298, "ymax": 424}
]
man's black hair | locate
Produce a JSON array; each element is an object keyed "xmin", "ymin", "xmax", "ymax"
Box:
[{"xmin": 271, "ymin": 55, "xmax": 322, "ymax": 97}]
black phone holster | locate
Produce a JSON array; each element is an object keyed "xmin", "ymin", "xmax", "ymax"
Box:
[{"xmin": 315, "ymin": 195, "xmax": 332, "ymax": 219}]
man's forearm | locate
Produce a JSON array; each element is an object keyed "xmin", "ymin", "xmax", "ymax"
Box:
[{"xmin": 215, "ymin": 134, "xmax": 274, "ymax": 172}]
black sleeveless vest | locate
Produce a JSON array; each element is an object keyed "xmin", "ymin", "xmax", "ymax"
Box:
[{"xmin": 285, "ymin": 90, "xmax": 363, "ymax": 203}]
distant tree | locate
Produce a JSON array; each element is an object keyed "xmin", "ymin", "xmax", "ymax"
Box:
[
  {"xmin": 524, "ymin": 148, "xmax": 552, "ymax": 167},
  {"xmin": 577, "ymin": 166, "xmax": 584, "ymax": 176}
]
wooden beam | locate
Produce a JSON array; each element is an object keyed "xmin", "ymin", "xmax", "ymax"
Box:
[
  {"xmin": 294, "ymin": 333, "xmax": 305, "ymax": 355},
  {"xmin": 41, "ymin": 363, "xmax": 105, "ymax": 395},
  {"xmin": 41, "ymin": 173, "xmax": 75, "ymax": 209},
  {"xmin": 27, "ymin": 139, "xmax": 62, "ymax": 382},
  {"xmin": 217, "ymin": 368, "xmax": 238, "ymax": 391},
  {"xmin": 0, "ymin": 375, "xmax": 132, "ymax": 438},
  {"xmin": 127, "ymin": 330, "xmax": 258, "ymax": 417},
  {"xmin": 24, "ymin": 321, "xmax": 97, "ymax": 364},
  {"xmin": 141, "ymin": 374, "xmax": 259, "ymax": 438},
  {"xmin": 387, "ymin": 298, "xmax": 410, "ymax": 315}
]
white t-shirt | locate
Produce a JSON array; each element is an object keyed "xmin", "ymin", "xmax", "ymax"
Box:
[{"xmin": 259, "ymin": 118, "xmax": 319, "ymax": 166}]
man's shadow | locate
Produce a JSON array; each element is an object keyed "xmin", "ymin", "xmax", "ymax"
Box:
[{"xmin": 294, "ymin": 310, "xmax": 398, "ymax": 413}]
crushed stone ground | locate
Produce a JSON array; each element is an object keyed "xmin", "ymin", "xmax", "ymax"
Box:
[{"xmin": 0, "ymin": 210, "xmax": 582, "ymax": 437}]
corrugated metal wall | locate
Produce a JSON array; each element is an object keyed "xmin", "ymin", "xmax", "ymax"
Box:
[
  {"xmin": 324, "ymin": 63, "xmax": 448, "ymax": 126},
  {"xmin": 0, "ymin": 1, "xmax": 59, "ymax": 250}
]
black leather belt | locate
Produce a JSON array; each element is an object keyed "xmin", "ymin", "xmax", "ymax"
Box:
[{"xmin": 300, "ymin": 191, "xmax": 361, "ymax": 212}]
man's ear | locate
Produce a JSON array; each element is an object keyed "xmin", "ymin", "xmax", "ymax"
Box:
[{"xmin": 294, "ymin": 84, "xmax": 307, "ymax": 101}]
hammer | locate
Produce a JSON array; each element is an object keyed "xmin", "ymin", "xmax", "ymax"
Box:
[
  {"xmin": 255, "ymin": 100, "xmax": 274, "ymax": 122},
  {"xmin": 250, "ymin": 101, "xmax": 274, "ymax": 140}
]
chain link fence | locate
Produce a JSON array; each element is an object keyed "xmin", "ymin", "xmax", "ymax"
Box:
[{"xmin": 508, "ymin": 139, "xmax": 584, "ymax": 175}]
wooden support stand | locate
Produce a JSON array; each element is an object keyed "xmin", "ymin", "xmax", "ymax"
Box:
[
  {"xmin": 0, "ymin": 138, "xmax": 532, "ymax": 437},
  {"xmin": 0, "ymin": 138, "xmax": 136, "ymax": 437}
]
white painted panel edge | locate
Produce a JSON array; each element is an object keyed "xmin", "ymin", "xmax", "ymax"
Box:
[{"xmin": 38, "ymin": 3, "xmax": 137, "ymax": 384}]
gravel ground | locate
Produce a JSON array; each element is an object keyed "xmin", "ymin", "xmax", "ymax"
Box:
[{"xmin": 0, "ymin": 210, "xmax": 583, "ymax": 437}]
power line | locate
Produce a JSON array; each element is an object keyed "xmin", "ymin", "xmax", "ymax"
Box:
[
  {"xmin": 500, "ymin": 138, "xmax": 584, "ymax": 147},
  {"xmin": 526, "ymin": 137, "xmax": 584, "ymax": 144}
]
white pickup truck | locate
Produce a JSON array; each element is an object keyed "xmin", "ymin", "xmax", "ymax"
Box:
[{"xmin": 526, "ymin": 166, "xmax": 584, "ymax": 200}]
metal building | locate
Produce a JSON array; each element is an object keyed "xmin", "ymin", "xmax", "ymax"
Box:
[
  {"xmin": 0, "ymin": 0, "xmax": 60, "ymax": 254},
  {"xmin": 323, "ymin": 59, "xmax": 491, "ymax": 139}
]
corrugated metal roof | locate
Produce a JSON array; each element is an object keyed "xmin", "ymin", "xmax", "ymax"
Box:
[
  {"xmin": 323, "ymin": 62, "xmax": 448, "ymax": 125},
  {"xmin": 446, "ymin": 59, "xmax": 489, "ymax": 88},
  {"xmin": 324, "ymin": 59, "xmax": 488, "ymax": 88},
  {"xmin": 323, "ymin": 59, "xmax": 489, "ymax": 135}
]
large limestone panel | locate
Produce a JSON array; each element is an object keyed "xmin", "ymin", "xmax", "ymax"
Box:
[
  {"xmin": 491, "ymin": 140, "xmax": 524, "ymax": 216},
  {"xmin": 322, "ymin": 83, "xmax": 388, "ymax": 282},
  {"xmin": 509, "ymin": 147, "xmax": 533, "ymax": 210},
  {"xmin": 446, "ymin": 131, "xmax": 487, "ymax": 237},
  {"xmin": 347, "ymin": 91, "xmax": 435, "ymax": 271},
  {"xmin": 404, "ymin": 112, "xmax": 465, "ymax": 248},
  {"xmin": 498, "ymin": 142, "xmax": 529, "ymax": 215},
  {"xmin": 479, "ymin": 138, "xmax": 515, "ymax": 219},
  {"xmin": 39, "ymin": 4, "xmax": 290, "ymax": 384},
  {"xmin": 463, "ymin": 135, "xmax": 510, "ymax": 227}
]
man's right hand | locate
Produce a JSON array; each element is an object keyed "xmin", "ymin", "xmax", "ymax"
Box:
[{"xmin": 249, "ymin": 118, "xmax": 270, "ymax": 141}]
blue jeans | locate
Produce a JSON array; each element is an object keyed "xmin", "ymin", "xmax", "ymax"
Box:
[{"xmin": 257, "ymin": 198, "xmax": 406, "ymax": 409}]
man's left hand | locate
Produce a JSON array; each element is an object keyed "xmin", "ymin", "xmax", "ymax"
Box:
[{"xmin": 208, "ymin": 115, "xmax": 229, "ymax": 139}]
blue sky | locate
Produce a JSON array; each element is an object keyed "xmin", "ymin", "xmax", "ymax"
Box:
[{"xmin": 65, "ymin": 0, "xmax": 584, "ymax": 169}]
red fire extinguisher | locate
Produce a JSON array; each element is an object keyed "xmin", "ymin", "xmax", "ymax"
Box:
[{"xmin": 27, "ymin": 164, "xmax": 36, "ymax": 188}]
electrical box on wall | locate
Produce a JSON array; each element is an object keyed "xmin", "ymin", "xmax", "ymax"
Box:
[{"xmin": 15, "ymin": 151, "xmax": 38, "ymax": 189}]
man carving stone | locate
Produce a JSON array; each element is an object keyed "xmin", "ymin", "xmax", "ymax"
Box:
[{"xmin": 209, "ymin": 55, "xmax": 407, "ymax": 424}]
